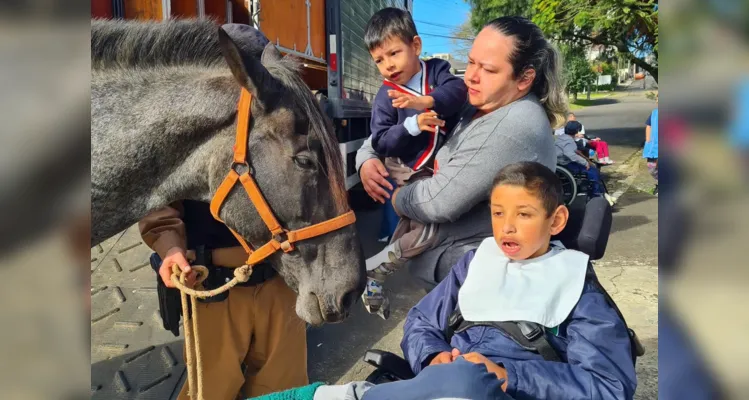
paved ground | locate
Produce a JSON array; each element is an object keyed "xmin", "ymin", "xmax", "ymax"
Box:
[{"xmin": 90, "ymin": 91, "xmax": 659, "ymax": 399}]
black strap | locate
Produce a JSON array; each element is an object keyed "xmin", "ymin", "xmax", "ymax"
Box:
[{"xmin": 447, "ymin": 310, "xmax": 562, "ymax": 362}]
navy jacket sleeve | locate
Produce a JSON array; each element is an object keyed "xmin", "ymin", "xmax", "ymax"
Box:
[
  {"xmin": 370, "ymin": 87, "xmax": 416, "ymax": 157},
  {"xmin": 428, "ymin": 59, "xmax": 468, "ymax": 117},
  {"xmin": 401, "ymin": 250, "xmax": 474, "ymax": 374},
  {"xmin": 502, "ymin": 285, "xmax": 638, "ymax": 400}
]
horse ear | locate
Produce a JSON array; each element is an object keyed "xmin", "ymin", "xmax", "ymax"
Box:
[
  {"xmin": 217, "ymin": 26, "xmax": 275, "ymax": 110},
  {"xmin": 260, "ymin": 42, "xmax": 282, "ymax": 65}
]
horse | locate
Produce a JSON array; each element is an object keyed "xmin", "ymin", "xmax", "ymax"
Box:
[{"xmin": 91, "ymin": 19, "xmax": 365, "ymax": 325}]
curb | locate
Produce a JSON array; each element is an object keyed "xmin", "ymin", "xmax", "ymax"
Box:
[{"xmin": 608, "ymin": 149, "xmax": 645, "ymax": 202}]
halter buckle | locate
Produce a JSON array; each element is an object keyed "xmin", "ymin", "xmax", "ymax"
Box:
[
  {"xmin": 274, "ymin": 230, "xmax": 295, "ymax": 253},
  {"xmin": 231, "ymin": 161, "xmax": 253, "ymax": 176}
]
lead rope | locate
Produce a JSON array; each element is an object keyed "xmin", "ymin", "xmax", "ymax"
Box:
[{"xmin": 170, "ymin": 263, "xmax": 254, "ymax": 400}]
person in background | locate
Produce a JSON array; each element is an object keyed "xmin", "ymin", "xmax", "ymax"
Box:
[
  {"xmin": 556, "ymin": 120, "xmax": 615, "ymax": 205},
  {"xmin": 643, "ymin": 98, "xmax": 658, "ymax": 195},
  {"xmin": 556, "ymin": 113, "xmax": 614, "ymax": 164}
]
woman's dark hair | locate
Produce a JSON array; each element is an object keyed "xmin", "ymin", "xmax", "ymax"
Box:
[
  {"xmin": 484, "ymin": 16, "xmax": 567, "ymax": 128},
  {"xmin": 491, "ymin": 161, "xmax": 564, "ymax": 217},
  {"xmin": 364, "ymin": 7, "xmax": 418, "ymax": 51}
]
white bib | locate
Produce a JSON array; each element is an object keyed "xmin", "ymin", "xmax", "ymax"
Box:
[{"xmin": 457, "ymin": 238, "xmax": 589, "ymax": 328}]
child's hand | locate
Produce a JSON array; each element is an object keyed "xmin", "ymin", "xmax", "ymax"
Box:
[
  {"xmin": 461, "ymin": 352, "xmax": 509, "ymax": 390},
  {"xmin": 388, "ymin": 91, "xmax": 434, "ymax": 110},
  {"xmin": 429, "ymin": 348, "xmax": 461, "ymax": 366},
  {"xmin": 417, "ymin": 111, "xmax": 445, "ymax": 133},
  {"xmin": 429, "ymin": 351, "xmax": 454, "ymax": 366}
]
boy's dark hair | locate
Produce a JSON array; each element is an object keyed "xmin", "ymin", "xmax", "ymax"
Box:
[
  {"xmin": 564, "ymin": 120, "xmax": 583, "ymax": 136},
  {"xmin": 491, "ymin": 162, "xmax": 564, "ymax": 217},
  {"xmin": 364, "ymin": 7, "xmax": 418, "ymax": 51}
]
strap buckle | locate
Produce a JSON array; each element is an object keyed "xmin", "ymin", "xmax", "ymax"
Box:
[
  {"xmin": 517, "ymin": 321, "xmax": 544, "ymax": 341},
  {"xmin": 274, "ymin": 230, "xmax": 295, "ymax": 253},
  {"xmin": 231, "ymin": 161, "xmax": 253, "ymax": 176}
]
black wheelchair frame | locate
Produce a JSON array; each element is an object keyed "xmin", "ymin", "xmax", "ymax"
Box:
[{"xmin": 555, "ymin": 163, "xmax": 611, "ymax": 207}]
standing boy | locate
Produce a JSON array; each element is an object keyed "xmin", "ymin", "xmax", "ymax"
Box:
[{"xmin": 361, "ymin": 7, "xmax": 468, "ymax": 318}]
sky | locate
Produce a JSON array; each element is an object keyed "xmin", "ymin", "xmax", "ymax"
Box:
[{"xmin": 412, "ymin": 0, "xmax": 472, "ymax": 58}]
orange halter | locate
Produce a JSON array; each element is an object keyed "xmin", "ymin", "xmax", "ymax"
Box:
[{"xmin": 208, "ymin": 88, "xmax": 356, "ymax": 267}]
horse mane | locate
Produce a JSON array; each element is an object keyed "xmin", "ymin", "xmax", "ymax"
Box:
[
  {"xmin": 91, "ymin": 18, "xmax": 225, "ymax": 70},
  {"xmin": 92, "ymin": 18, "xmax": 349, "ymax": 212},
  {"xmin": 276, "ymin": 65, "xmax": 350, "ymax": 213}
]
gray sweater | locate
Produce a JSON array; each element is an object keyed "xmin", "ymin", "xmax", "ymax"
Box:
[
  {"xmin": 555, "ymin": 134, "xmax": 589, "ymax": 166},
  {"xmin": 356, "ymin": 93, "xmax": 555, "ymax": 283}
]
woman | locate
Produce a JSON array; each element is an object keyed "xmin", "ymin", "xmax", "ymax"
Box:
[{"xmin": 356, "ymin": 16, "xmax": 567, "ymax": 290}]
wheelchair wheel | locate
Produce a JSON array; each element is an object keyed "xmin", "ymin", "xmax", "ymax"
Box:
[
  {"xmin": 365, "ymin": 368, "xmax": 400, "ymax": 384},
  {"xmin": 555, "ymin": 166, "xmax": 577, "ymax": 206}
]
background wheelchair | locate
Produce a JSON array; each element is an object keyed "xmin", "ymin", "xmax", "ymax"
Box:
[
  {"xmin": 360, "ymin": 196, "xmax": 634, "ymax": 384},
  {"xmin": 555, "ymin": 162, "xmax": 612, "ymax": 208}
]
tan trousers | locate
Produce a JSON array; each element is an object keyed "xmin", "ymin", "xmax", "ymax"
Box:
[{"xmin": 177, "ymin": 275, "xmax": 308, "ymax": 400}]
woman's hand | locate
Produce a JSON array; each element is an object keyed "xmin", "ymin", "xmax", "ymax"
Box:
[
  {"xmin": 461, "ymin": 352, "xmax": 509, "ymax": 391},
  {"xmin": 360, "ymin": 158, "xmax": 393, "ymax": 203},
  {"xmin": 388, "ymin": 91, "xmax": 434, "ymax": 110}
]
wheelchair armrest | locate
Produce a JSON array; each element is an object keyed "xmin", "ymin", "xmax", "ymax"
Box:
[{"xmin": 363, "ymin": 349, "xmax": 416, "ymax": 380}]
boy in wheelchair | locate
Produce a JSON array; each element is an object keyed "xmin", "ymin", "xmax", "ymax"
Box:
[
  {"xmin": 556, "ymin": 121, "xmax": 615, "ymax": 206},
  {"xmin": 250, "ymin": 162, "xmax": 639, "ymax": 400}
]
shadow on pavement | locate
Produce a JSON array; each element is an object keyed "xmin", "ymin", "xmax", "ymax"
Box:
[{"xmin": 571, "ymin": 98, "xmax": 621, "ymax": 107}]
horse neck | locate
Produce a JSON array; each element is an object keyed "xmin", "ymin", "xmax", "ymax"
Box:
[{"xmin": 91, "ymin": 66, "xmax": 239, "ymax": 245}]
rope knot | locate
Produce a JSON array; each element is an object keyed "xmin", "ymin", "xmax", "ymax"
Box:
[{"xmin": 234, "ymin": 265, "xmax": 252, "ymax": 282}]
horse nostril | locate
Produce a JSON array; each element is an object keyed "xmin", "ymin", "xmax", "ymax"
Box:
[{"xmin": 339, "ymin": 289, "xmax": 360, "ymax": 311}]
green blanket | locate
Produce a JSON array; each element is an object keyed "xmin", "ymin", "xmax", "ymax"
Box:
[{"xmin": 247, "ymin": 382, "xmax": 325, "ymax": 400}]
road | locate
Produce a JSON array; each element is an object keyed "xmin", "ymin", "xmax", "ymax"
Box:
[{"xmin": 90, "ymin": 91, "xmax": 659, "ymax": 399}]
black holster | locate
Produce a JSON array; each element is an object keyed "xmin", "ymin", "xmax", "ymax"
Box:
[
  {"xmin": 150, "ymin": 252, "xmax": 183, "ymax": 337},
  {"xmin": 149, "ymin": 249, "xmax": 278, "ymax": 336}
]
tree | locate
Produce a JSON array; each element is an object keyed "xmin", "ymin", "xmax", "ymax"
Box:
[
  {"xmin": 450, "ymin": 17, "xmax": 477, "ymax": 61},
  {"xmin": 561, "ymin": 45, "xmax": 596, "ymax": 101},
  {"xmin": 466, "ymin": 0, "xmax": 658, "ymax": 82},
  {"xmin": 467, "ymin": 0, "xmax": 535, "ymax": 28}
]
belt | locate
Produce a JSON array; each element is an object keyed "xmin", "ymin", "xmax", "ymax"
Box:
[{"xmin": 190, "ymin": 245, "xmax": 277, "ymax": 303}]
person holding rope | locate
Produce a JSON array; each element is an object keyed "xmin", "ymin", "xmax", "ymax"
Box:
[{"xmin": 140, "ymin": 200, "xmax": 308, "ymax": 399}]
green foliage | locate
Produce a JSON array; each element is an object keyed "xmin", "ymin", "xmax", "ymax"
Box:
[
  {"xmin": 466, "ymin": 0, "xmax": 535, "ymax": 31},
  {"xmin": 592, "ymin": 61, "xmax": 615, "ymax": 76},
  {"xmin": 564, "ymin": 53, "xmax": 596, "ymax": 96},
  {"xmin": 467, "ymin": 0, "xmax": 658, "ymax": 81}
]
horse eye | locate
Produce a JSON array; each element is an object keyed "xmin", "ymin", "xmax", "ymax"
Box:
[{"xmin": 293, "ymin": 156, "xmax": 316, "ymax": 170}]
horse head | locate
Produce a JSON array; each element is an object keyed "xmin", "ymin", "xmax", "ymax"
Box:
[{"xmin": 212, "ymin": 26, "xmax": 365, "ymax": 325}]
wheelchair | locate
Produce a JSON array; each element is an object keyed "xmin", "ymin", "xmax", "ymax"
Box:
[
  {"xmin": 360, "ymin": 196, "xmax": 640, "ymax": 384},
  {"xmin": 555, "ymin": 162, "xmax": 612, "ymax": 208}
]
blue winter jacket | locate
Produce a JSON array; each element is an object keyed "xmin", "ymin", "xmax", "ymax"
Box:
[
  {"xmin": 401, "ymin": 250, "xmax": 637, "ymax": 400},
  {"xmin": 370, "ymin": 58, "xmax": 467, "ymax": 169}
]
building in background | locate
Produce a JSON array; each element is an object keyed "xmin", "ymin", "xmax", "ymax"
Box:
[{"xmin": 421, "ymin": 53, "xmax": 467, "ymax": 78}]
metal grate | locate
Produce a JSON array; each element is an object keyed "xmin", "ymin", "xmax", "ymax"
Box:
[{"xmin": 339, "ymin": 0, "xmax": 411, "ymax": 103}]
